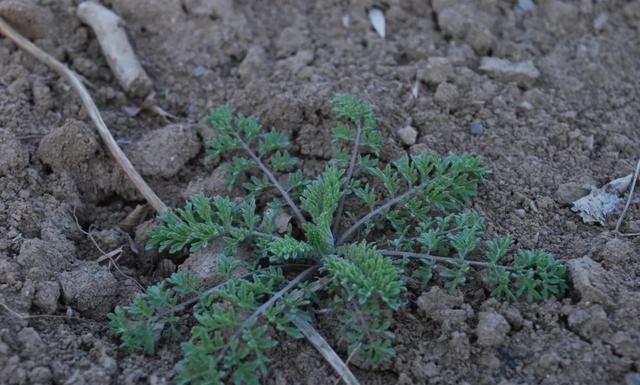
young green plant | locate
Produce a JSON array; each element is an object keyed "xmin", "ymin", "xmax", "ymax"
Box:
[{"xmin": 109, "ymin": 95, "xmax": 567, "ymax": 385}]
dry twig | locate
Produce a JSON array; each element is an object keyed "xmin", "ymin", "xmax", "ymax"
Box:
[
  {"xmin": 615, "ymin": 159, "xmax": 640, "ymax": 236},
  {"xmin": 291, "ymin": 315, "xmax": 362, "ymax": 385}
]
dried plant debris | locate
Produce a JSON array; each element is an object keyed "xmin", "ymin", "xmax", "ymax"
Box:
[
  {"xmin": 368, "ymin": 8, "xmax": 385, "ymax": 38},
  {"xmin": 572, "ymin": 174, "xmax": 633, "ymax": 225}
]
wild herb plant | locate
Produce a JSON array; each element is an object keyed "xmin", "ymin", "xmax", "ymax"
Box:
[{"xmin": 109, "ymin": 95, "xmax": 567, "ymax": 385}]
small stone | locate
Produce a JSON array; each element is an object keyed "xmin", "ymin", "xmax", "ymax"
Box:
[
  {"xmin": 476, "ymin": 311, "xmax": 510, "ymax": 347},
  {"xmin": 514, "ymin": 0, "xmax": 535, "ymax": 15},
  {"xmin": 469, "ymin": 122, "xmax": 484, "ymax": 135},
  {"xmin": 626, "ymin": 373, "xmax": 640, "ymax": 385},
  {"xmin": 479, "ymin": 57, "xmax": 540, "ymax": 87},
  {"xmin": 33, "ymin": 281, "xmax": 60, "ymax": 314},
  {"xmin": 434, "ymin": 83, "xmax": 459, "ymax": 106},
  {"xmin": 555, "ymin": 182, "xmax": 590, "ymax": 205},
  {"xmin": 418, "ymin": 57, "xmax": 453, "ymax": 85},
  {"xmin": 593, "ymin": 12, "xmax": 608, "ymax": 32},
  {"xmin": 515, "ymin": 209, "xmax": 526, "ymax": 218},
  {"xmin": 518, "ymin": 101, "xmax": 533, "ymax": 111},
  {"xmin": 397, "ymin": 125, "xmax": 418, "ymax": 145},
  {"xmin": 602, "ymin": 238, "xmax": 634, "ymax": 265},
  {"xmin": 191, "ymin": 66, "xmax": 208, "ymax": 77}
]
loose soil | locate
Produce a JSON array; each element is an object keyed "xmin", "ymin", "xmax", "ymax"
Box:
[{"xmin": 1, "ymin": 0, "xmax": 640, "ymax": 384}]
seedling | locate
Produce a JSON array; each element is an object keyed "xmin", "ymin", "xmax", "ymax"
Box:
[{"xmin": 109, "ymin": 95, "xmax": 567, "ymax": 385}]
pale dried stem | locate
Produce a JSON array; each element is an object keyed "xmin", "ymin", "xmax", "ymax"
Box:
[
  {"xmin": 615, "ymin": 159, "xmax": 640, "ymax": 235},
  {"xmin": 291, "ymin": 315, "xmax": 362, "ymax": 385}
]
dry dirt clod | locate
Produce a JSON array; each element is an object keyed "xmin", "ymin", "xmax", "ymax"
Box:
[
  {"xmin": 16, "ymin": 327, "xmax": 43, "ymax": 357},
  {"xmin": 418, "ymin": 57, "xmax": 453, "ymax": 86},
  {"xmin": 28, "ymin": 366, "xmax": 52, "ymax": 383},
  {"xmin": 184, "ymin": 167, "xmax": 229, "ymax": 200},
  {"xmin": 397, "ymin": 125, "xmax": 418, "ymax": 146},
  {"xmin": 416, "ymin": 286, "xmax": 474, "ymax": 332},
  {"xmin": 58, "ymin": 262, "xmax": 118, "ymax": 319},
  {"xmin": 126, "ymin": 124, "xmax": 201, "ymax": 179},
  {"xmin": 178, "ymin": 239, "xmax": 248, "ymax": 289},
  {"xmin": 36, "ymin": 119, "xmax": 100, "ymax": 173},
  {"xmin": 476, "ymin": 311, "xmax": 510, "ymax": 347},
  {"xmin": 601, "ymin": 238, "xmax": 634, "ymax": 265},
  {"xmin": 566, "ymin": 304, "xmax": 611, "ymax": 340},
  {"xmin": 434, "ymin": 82, "xmax": 459, "ymax": 106},
  {"xmin": 17, "ymin": 239, "xmax": 73, "ymax": 272},
  {"xmin": 33, "ymin": 280, "xmax": 60, "ymax": 315},
  {"xmin": 608, "ymin": 331, "xmax": 640, "ymax": 359},
  {"xmin": 0, "ymin": 0, "xmax": 55, "ymax": 40},
  {"xmin": 555, "ymin": 182, "xmax": 591, "ymax": 206},
  {"xmin": 567, "ymin": 257, "xmax": 615, "ymax": 308},
  {"xmin": 479, "ymin": 57, "xmax": 540, "ymax": 87},
  {"xmin": 0, "ymin": 130, "xmax": 29, "ymax": 176}
]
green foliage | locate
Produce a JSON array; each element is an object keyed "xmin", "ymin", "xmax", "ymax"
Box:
[
  {"xmin": 111, "ymin": 95, "xmax": 568, "ymax": 384},
  {"xmin": 108, "ymin": 271, "xmax": 194, "ymax": 355}
]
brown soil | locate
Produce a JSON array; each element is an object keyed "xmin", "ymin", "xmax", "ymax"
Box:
[{"xmin": 2, "ymin": 0, "xmax": 640, "ymax": 384}]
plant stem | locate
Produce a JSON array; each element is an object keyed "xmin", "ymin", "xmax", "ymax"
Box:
[
  {"xmin": 235, "ymin": 133, "xmax": 307, "ymax": 225},
  {"xmin": 152, "ymin": 264, "xmax": 312, "ymax": 322},
  {"xmin": 381, "ymin": 250, "xmax": 514, "ymax": 270},
  {"xmin": 336, "ymin": 180, "xmax": 429, "ymax": 246},
  {"xmin": 251, "ymin": 230, "xmax": 282, "ymax": 240},
  {"xmin": 216, "ymin": 265, "xmax": 319, "ymax": 361},
  {"xmin": 332, "ymin": 121, "xmax": 363, "ymax": 235}
]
